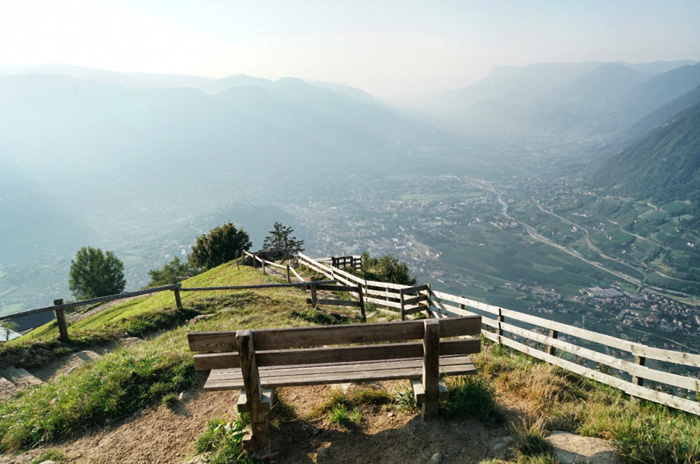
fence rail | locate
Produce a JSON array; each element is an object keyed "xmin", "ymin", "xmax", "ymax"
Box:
[
  {"xmin": 295, "ymin": 253, "xmax": 700, "ymax": 416},
  {"xmin": 4, "ymin": 252, "xmax": 699, "ymax": 416}
]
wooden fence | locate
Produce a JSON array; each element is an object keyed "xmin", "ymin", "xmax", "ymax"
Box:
[
  {"xmin": 0, "ymin": 267, "xmax": 333, "ymax": 343},
  {"xmin": 295, "ymin": 253, "xmax": 700, "ymax": 416},
  {"xmin": 4, "ymin": 251, "xmax": 699, "ymax": 416}
]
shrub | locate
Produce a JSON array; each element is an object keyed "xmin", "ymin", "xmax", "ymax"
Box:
[
  {"xmin": 69, "ymin": 246, "xmax": 126, "ymax": 299},
  {"xmin": 190, "ymin": 222, "xmax": 252, "ymax": 270},
  {"xmin": 442, "ymin": 376, "xmax": 505, "ymax": 424}
]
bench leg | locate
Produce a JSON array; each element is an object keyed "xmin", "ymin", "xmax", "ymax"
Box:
[
  {"xmin": 237, "ymin": 329, "xmax": 270, "ymax": 448},
  {"xmin": 422, "ymin": 319, "xmax": 440, "ymax": 420}
]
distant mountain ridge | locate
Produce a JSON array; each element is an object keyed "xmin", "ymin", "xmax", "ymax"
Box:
[
  {"xmin": 588, "ymin": 100, "xmax": 700, "ymax": 218},
  {"xmin": 419, "ymin": 60, "xmax": 700, "ymax": 139}
]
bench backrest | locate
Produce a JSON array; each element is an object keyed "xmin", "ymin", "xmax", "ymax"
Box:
[{"xmin": 188, "ymin": 315, "xmax": 481, "ymax": 371}]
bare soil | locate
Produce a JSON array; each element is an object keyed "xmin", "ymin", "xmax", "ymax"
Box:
[{"xmin": 1, "ymin": 378, "xmax": 513, "ymax": 464}]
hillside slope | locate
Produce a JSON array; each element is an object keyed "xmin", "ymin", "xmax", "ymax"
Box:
[{"xmin": 589, "ymin": 100, "xmax": 700, "ymax": 218}]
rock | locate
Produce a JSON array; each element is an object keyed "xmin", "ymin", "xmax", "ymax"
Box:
[
  {"xmin": 188, "ymin": 314, "xmax": 215, "ymax": 325},
  {"xmin": 120, "ymin": 337, "xmax": 144, "ymax": 345},
  {"xmin": 0, "ymin": 366, "xmax": 43, "ymax": 389},
  {"xmin": 491, "ymin": 435, "xmax": 513, "ymax": 459},
  {"xmin": 317, "ymin": 445, "xmax": 332, "ymax": 461},
  {"xmin": 39, "ymin": 461, "xmax": 56, "ymax": 464},
  {"xmin": 429, "ymin": 453, "xmax": 443, "ymax": 463},
  {"xmin": 548, "ymin": 431, "xmax": 621, "ymax": 464},
  {"xmin": 0, "ymin": 376, "xmax": 18, "ymax": 402}
]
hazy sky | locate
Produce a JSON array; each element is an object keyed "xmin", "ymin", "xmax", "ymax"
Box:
[{"xmin": 1, "ymin": 0, "xmax": 700, "ymax": 101}]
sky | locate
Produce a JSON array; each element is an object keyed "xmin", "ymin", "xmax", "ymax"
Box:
[{"xmin": 1, "ymin": 0, "xmax": 700, "ymax": 101}]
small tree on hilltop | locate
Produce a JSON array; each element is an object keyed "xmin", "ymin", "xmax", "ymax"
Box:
[
  {"xmin": 69, "ymin": 246, "xmax": 126, "ymax": 300},
  {"xmin": 147, "ymin": 256, "xmax": 197, "ymax": 287},
  {"xmin": 262, "ymin": 222, "xmax": 304, "ymax": 260},
  {"xmin": 189, "ymin": 222, "xmax": 252, "ymax": 270},
  {"xmin": 361, "ymin": 251, "xmax": 417, "ymax": 286}
]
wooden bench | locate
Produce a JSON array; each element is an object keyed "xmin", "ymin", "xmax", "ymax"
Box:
[{"xmin": 188, "ymin": 315, "xmax": 481, "ymax": 448}]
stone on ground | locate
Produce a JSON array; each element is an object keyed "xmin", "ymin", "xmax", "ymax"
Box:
[
  {"xmin": 0, "ymin": 366, "xmax": 43, "ymax": 389},
  {"xmin": 547, "ymin": 431, "xmax": 620, "ymax": 464},
  {"xmin": 0, "ymin": 376, "xmax": 18, "ymax": 402}
]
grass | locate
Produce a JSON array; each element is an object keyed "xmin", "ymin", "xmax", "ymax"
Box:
[
  {"xmin": 310, "ymin": 387, "xmax": 393, "ymax": 429},
  {"xmin": 194, "ymin": 417, "xmax": 257, "ymax": 464},
  {"xmin": 327, "ymin": 404, "xmax": 363, "ymax": 428},
  {"xmin": 0, "ymin": 263, "xmax": 323, "ymax": 452},
  {"xmin": 475, "ymin": 341, "xmax": 700, "ymax": 464},
  {"xmin": 442, "ymin": 375, "xmax": 506, "ymax": 424},
  {"xmin": 29, "ymin": 450, "xmax": 66, "ymax": 464}
]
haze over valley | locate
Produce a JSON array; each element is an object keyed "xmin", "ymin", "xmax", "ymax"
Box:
[
  {"xmin": 1, "ymin": 1, "xmax": 699, "ymax": 355},
  {"xmin": 1, "ymin": 57, "xmax": 700, "ymax": 353}
]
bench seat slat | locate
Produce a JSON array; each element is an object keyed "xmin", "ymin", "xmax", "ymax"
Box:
[{"xmin": 203, "ymin": 355, "xmax": 476, "ymax": 390}]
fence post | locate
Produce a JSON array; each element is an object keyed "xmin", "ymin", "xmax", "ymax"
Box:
[
  {"xmin": 286, "ymin": 265, "xmax": 291, "ymax": 283},
  {"xmin": 253, "ymin": 254, "xmax": 258, "ymax": 269},
  {"xmin": 497, "ymin": 307, "xmax": 504, "ymax": 344},
  {"xmin": 547, "ymin": 329, "xmax": 558, "ymax": 356},
  {"xmin": 357, "ymin": 284, "xmax": 366, "ymax": 323},
  {"xmin": 400, "ymin": 288, "xmax": 406, "ymax": 321},
  {"xmin": 262, "ymin": 259, "xmax": 266, "ymax": 275},
  {"xmin": 424, "ymin": 283, "xmax": 432, "ymax": 318},
  {"xmin": 310, "ymin": 282, "xmax": 318, "ymax": 307},
  {"xmin": 172, "ymin": 279, "xmax": 183, "ymax": 311},
  {"xmin": 53, "ymin": 299, "xmax": 69, "ymax": 343},
  {"xmin": 632, "ymin": 356, "xmax": 646, "ymax": 386}
]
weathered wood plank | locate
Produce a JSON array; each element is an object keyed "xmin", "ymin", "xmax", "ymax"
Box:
[
  {"xmin": 237, "ymin": 388, "xmax": 274, "ymax": 413},
  {"xmin": 312, "ymin": 284, "xmax": 360, "ymax": 292},
  {"xmin": 305, "ymin": 298, "xmax": 361, "ymax": 307},
  {"xmin": 412, "ymin": 378, "xmax": 450, "ymax": 405},
  {"xmin": 193, "ymin": 339, "xmax": 480, "ymax": 370},
  {"xmin": 402, "ymin": 295, "xmax": 428, "ymax": 306},
  {"xmin": 498, "ymin": 320, "xmax": 698, "ymax": 392},
  {"xmin": 248, "ymin": 316, "xmax": 481, "ymax": 349},
  {"xmin": 402, "ymin": 284, "xmax": 431, "ymax": 295},
  {"xmin": 422, "ymin": 319, "xmax": 440, "ymax": 420},
  {"xmin": 436, "ymin": 291, "xmax": 700, "ymax": 367},
  {"xmin": 204, "ymin": 356, "xmax": 476, "ymax": 390},
  {"xmin": 236, "ymin": 329, "xmax": 267, "ymax": 445},
  {"xmin": 188, "ymin": 331, "xmax": 238, "ymax": 352}
]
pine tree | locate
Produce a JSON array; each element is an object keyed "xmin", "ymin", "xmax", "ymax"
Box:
[{"xmin": 262, "ymin": 222, "xmax": 304, "ymax": 260}]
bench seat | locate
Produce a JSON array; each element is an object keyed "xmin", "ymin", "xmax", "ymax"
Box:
[{"xmin": 204, "ymin": 354, "xmax": 476, "ymax": 390}]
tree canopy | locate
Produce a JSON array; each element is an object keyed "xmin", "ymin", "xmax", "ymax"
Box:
[
  {"xmin": 262, "ymin": 222, "xmax": 304, "ymax": 259},
  {"xmin": 189, "ymin": 222, "xmax": 252, "ymax": 270},
  {"xmin": 69, "ymin": 246, "xmax": 126, "ymax": 300},
  {"xmin": 147, "ymin": 256, "xmax": 196, "ymax": 287},
  {"xmin": 361, "ymin": 252, "xmax": 417, "ymax": 286}
]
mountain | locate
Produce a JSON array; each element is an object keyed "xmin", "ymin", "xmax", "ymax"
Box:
[
  {"xmin": 589, "ymin": 101, "xmax": 700, "ymax": 214},
  {"xmin": 0, "ymin": 155, "xmax": 96, "ymax": 262},
  {"xmin": 620, "ymin": 84, "xmax": 700, "ymax": 141},
  {"xmin": 544, "ymin": 63, "xmax": 649, "ymax": 106},
  {"xmin": 0, "ymin": 71, "xmax": 446, "ymax": 219},
  {"xmin": 420, "ymin": 60, "xmax": 699, "ymax": 140}
]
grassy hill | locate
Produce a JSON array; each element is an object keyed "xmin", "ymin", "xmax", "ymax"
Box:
[
  {"xmin": 1, "ymin": 261, "xmax": 698, "ymax": 463},
  {"xmin": 589, "ymin": 100, "xmax": 700, "ymax": 226}
]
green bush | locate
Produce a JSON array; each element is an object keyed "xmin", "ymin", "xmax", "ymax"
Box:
[{"xmin": 442, "ymin": 376, "xmax": 505, "ymax": 424}]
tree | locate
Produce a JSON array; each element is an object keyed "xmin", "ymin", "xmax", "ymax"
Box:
[
  {"xmin": 262, "ymin": 222, "xmax": 304, "ymax": 260},
  {"xmin": 147, "ymin": 256, "xmax": 197, "ymax": 287},
  {"xmin": 189, "ymin": 222, "xmax": 252, "ymax": 270},
  {"xmin": 1, "ymin": 320, "xmax": 18, "ymax": 341},
  {"xmin": 69, "ymin": 246, "xmax": 126, "ymax": 300},
  {"xmin": 361, "ymin": 251, "xmax": 417, "ymax": 286}
]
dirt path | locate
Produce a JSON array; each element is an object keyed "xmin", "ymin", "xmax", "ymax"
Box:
[{"xmin": 2, "ymin": 380, "xmax": 512, "ymax": 464}]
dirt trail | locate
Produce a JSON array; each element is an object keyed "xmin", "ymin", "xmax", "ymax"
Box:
[{"xmin": 1, "ymin": 380, "xmax": 512, "ymax": 464}]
